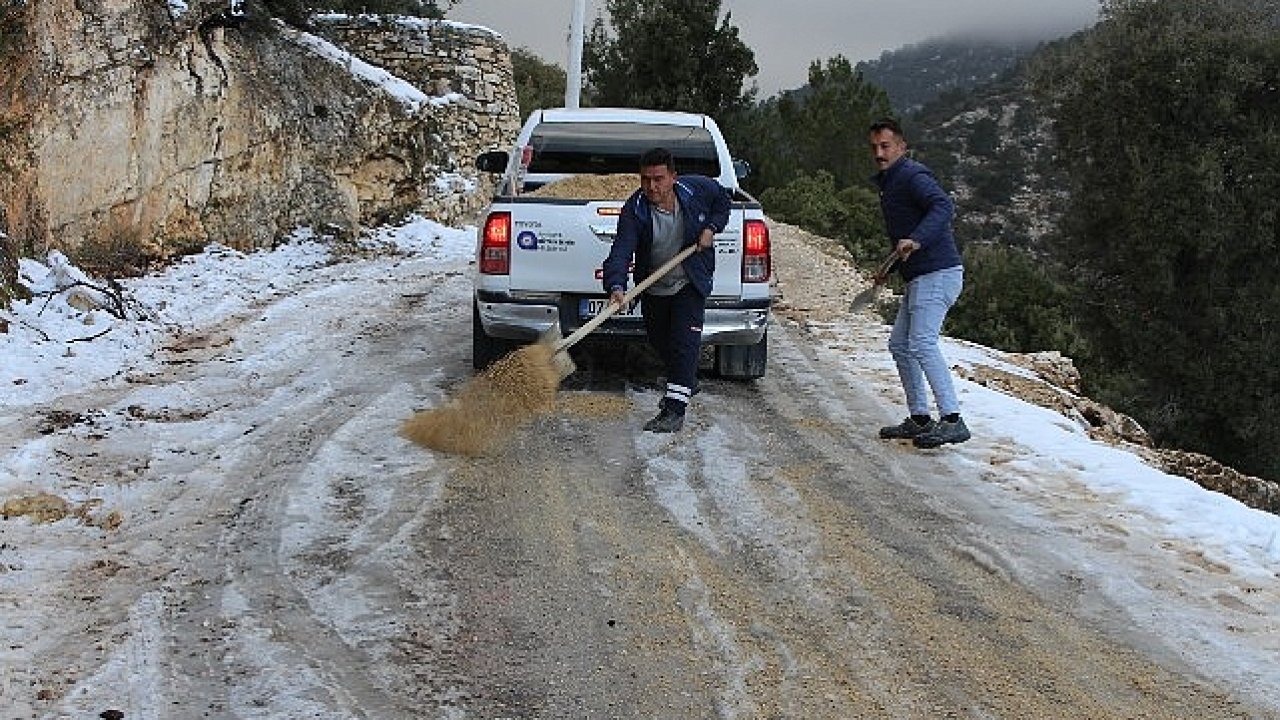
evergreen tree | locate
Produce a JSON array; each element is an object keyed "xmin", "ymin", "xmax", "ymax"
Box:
[
  {"xmin": 510, "ymin": 47, "xmax": 569, "ymax": 118},
  {"xmin": 734, "ymin": 56, "xmax": 890, "ymax": 197},
  {"xmin": 583, "ymin": 0, "xmax": 757, "ymax": 119},
  {"xmin": 1032, "ymin": 0, "xmax": 1280, "ymax": 479},
  {"xmin": 946, "ymin": 243, "xmax": 1089, "ymax": 357},
  {"xmin": 775, "ymin": 57, "xmax": 892, "ymax": 190},
  {"xmin": 758, "ymin": 171, "xmax": 885, "ymax": 265}
]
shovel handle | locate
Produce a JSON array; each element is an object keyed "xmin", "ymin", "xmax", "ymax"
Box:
[
  {"xmin": 555, "ymin": 243, "xmax": 700, "ymax": 352},
  {"xmin": 871, "ymin": 249, "xmax": 900, "ymax": 285}
]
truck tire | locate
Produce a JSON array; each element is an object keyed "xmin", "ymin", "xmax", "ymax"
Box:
[
  {"xmin": 715, "ymin": 332, "xmax": 767, "ymax": 380},
  {"xmin": 472, "ymin": 303, "xmax": 516, "ymax": 371}
]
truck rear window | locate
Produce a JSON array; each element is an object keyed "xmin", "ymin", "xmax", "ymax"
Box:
[{"xmin": 525, "ymin": 122, "xmax": 721, "ymax": 177}]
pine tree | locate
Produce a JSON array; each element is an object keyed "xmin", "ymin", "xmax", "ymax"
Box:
[
  {"xmin": 583, "ymin": 0, "xmax": 757, "ymax": 119},
  {"xmin": 510, "ymin": 48, "xmax": 569, "ymax": 118}
]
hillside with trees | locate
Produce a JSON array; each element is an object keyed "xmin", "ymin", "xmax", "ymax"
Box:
[{"xmin": 856, "ymin": 35, "xmax": 1043, "ymax": 114}]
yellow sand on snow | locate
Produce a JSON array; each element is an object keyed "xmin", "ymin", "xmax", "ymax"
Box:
[
  {"xmin": 401, "ymin": 343, "xmax": 562, "ymax": 456},
  {"xmin": 2, "ymin": 492, "xmax": 71, "ymax": 523},
  {"xmin": 2, "ymin": 492, "xmax": 124, "ymax": 529}
]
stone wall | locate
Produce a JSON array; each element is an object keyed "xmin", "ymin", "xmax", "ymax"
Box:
[
  {"xmin": 313, "ymin": 14, "xmax": 515, "ymax": 114},
  {"xmin": 0, "ymin": 2, "xmax": 518, "ymax": 264},
  {"xmin": 312, "ymin": 14, "xmax": 520, "ymax": 226}
]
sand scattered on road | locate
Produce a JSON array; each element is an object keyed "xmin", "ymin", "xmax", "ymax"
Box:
[
  {"xmin": 402, "ymin": 343, "xmax": 561, "ymax": 456},
  {"xmin": 556, "ymin": 393, "xmax": 632, "ymax": 419}
]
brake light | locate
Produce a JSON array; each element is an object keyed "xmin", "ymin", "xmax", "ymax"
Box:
[
  {"xmin": 480, "ymin": 212, "xmax": 511, "ymax": 275},
  {"xmin": 742, "ymin": 219, "xmax": 771, "ymax": 282}
]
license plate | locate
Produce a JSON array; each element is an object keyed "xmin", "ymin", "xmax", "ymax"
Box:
[{"xmin": 580, "ymin": 297, "xmax": 642, "ymax": 319}]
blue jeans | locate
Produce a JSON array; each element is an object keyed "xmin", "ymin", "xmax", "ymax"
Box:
[{"xmin": 888, "ymin": 266, "xmax": 963, "ymax": 417}]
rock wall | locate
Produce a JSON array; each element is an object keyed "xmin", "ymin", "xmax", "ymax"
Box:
[
  {"xmin": 311, "ymin": 13, "xmax": 519, "ymax": 228},
  {"xmin": 0, "ymin": 1, "xmax": 518, "ymax": 263}
]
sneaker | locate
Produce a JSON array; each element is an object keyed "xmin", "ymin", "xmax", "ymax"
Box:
[
  {"xmin": 879, "ymin": 416, "xmax": 935, "ymax": 440},
  {"xmin": 912, "ymin": 417, "xmax": 971, "ymax": 448},
  {"xmin": 643, "ymin": 407, "xmax": 685, "ymax": 433}
]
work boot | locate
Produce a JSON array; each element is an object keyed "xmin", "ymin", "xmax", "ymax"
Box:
[
  {"xmin": 644, "ymin": 406, "xmax": 685, "ymax": 433},
  {"xmin": 879, "ymin": 416, "xmax": 935, "ymax": 440},
  {"xmin": 913, "ymin": 417, "xmax": 971, "ymax": 448}
]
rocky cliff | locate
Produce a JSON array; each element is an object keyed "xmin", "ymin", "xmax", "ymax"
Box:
[{"xmin": 0, "ymin": 0, "xmax": 516, "ymax": 269}]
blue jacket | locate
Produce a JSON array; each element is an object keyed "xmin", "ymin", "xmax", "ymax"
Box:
[
  {"xmin": 874, "ymin": 156, "xmax": 962, "ymax": 282},
  {"xmin": 602, "ymin": 175, "xmax": 731, "ymax": 298}
]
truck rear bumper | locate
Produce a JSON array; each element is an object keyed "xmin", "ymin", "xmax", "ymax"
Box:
[{"xmin": 476, "ymin": 292, "xmax": 770, "ymax": 345}]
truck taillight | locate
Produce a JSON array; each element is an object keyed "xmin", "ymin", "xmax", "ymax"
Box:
[
  {"xmin": 742, "ymin": 219, "xmax": 771, "ymax": 283},
  {"xmin": 480, "ymin": 212, "xmax": 511, "ymax": 275}
]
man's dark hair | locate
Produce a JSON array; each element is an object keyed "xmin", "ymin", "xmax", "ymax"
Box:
[
  {"xmin": 869, "ymin": 117, "xmax": 905, "ymax": 138},
  {"xmin": 639, "ymin": 147, "xmax": 676, "ymax": 172}
]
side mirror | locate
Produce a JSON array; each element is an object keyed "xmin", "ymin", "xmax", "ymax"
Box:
[
  {"xmin": 476, "ymin": 150, "xmax": 509, "ymax": 173},
  {"xmin": 733, "ymin": 158, "xmax": 751, "ymax": 180}
]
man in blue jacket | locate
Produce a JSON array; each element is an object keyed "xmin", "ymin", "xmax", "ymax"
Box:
[
  {"xmin": 869, "ymin": 118, "xmax": 970, "ymax": 448},
  {"xmin": 603, "ymin": 147, "xmax": 730, "ymax": 433}
]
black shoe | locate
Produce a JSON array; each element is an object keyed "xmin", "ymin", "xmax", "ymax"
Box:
[
  {"xmin": 879, "ymin": 416, "xmax": 935, "ymax": 440},
  {"xmin": 913, "ymin": 417, "xmax": 971, "ymax": 448},
  {"xmin": 644, "ymin": 407, "xmax": 685, "ymax": 433}
]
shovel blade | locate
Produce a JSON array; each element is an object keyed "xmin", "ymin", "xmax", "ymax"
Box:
[
  {"xmin": 848, "ymin": 285, "xmax": 879, "ymax": 313},
  {"xmin": 551, "ymin": 349, "xmax": 576, "ymax": 380},
  {"xmin": 537, "ymin": 323, "xmax": 577, "ymax": 380}
]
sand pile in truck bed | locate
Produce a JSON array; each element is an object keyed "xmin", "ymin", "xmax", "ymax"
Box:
[
  {"xmin": 402, "ymin": 343, "xmax": 561, "ymax": 456},
  {"xmin": 526, "ymin": 173, "xmax": 637, "ymax": 200}
]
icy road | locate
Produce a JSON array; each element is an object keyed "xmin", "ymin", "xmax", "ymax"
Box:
[{"xmin": 1, "ymin": 219, "xmax": 1277, "ymax": 719}]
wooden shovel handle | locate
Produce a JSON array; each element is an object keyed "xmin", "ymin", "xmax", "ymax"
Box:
[
  {"xmin": 555, "ymin": 243, "xmax": 700, "ymax": 352},
  {"xmin": 871, "ymin": 249, "xmax": 900, "ymax": 285}
]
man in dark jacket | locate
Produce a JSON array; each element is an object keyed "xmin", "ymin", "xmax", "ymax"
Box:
[
  {"xmin": 869, "ymin": 118, "xmax": 970, "ymax": 448},
  {"xmin": 603, "ymin": 147, "xmax": 730, "ymax": 432}
]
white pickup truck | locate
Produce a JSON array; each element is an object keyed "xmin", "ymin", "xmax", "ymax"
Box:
[{"xmin": 471, "ymin": 107, "xmax": 772, "ymax": 379}]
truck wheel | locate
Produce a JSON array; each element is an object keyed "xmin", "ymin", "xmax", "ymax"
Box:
[
  {"xmin": 472, "ymin": 303, "xmax": 516, "ymax": 371},
  {"xmin": 715, "ymin": 332, "xmax": 767, "ymax": 380}
]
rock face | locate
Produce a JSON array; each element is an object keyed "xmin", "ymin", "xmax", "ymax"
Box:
[{"xmin": 0, "ymin": 0, "xmax": 518, "ymax": 261}]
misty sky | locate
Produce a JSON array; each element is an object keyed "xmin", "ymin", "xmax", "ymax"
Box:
[{"xmin": 448, "ymin": 0, "xmax": 1101, "ymax": 97}]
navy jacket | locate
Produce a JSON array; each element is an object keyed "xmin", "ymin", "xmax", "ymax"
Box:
[
  {"xmin": 602, "ymin": 175, "xmax": 731, "ymax": 298},
  {"xmin": 874, "ymin": 156, "xmax": 962, "ymax": 282}
]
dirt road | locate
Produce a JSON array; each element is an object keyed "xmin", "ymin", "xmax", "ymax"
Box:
[{"xmin": 1, "ymin": 225, "xmax": 1275, "ymax": 719}]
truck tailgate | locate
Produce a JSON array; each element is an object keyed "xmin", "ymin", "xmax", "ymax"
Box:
[
  {"xmin": 506, "ymin": 199, "xmax": 746, "ymax": 297},
  {"xmin": 508, "ymin": 200, "xmax": 619, "ymax": 294}
]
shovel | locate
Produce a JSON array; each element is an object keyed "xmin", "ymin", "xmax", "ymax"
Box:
[
  {"xmin": 847, "ymin": 250, "xmax": 900, "ymax": 313},
  {"xmin": 543, "ymin": 243, "xmax": 699, "ymax": 380}
]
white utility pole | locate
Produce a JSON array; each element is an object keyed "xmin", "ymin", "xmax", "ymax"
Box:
[{"xmin": 565, "ymin": 0, "xmax": 586, "ymax": 108}]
